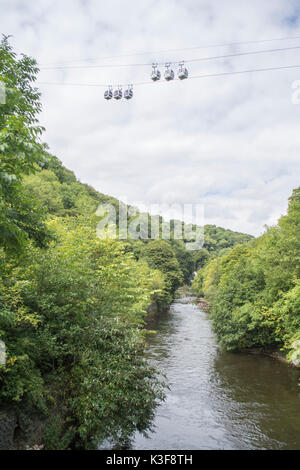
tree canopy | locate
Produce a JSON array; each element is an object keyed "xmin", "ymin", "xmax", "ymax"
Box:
[{"xmin": 0, "ymin": 36, "xmax": 51, "ymax": 251}]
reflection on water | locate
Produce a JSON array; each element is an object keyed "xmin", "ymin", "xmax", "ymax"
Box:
[{"xmin": 133, "ymin": 297, "xmax": 300, "ymax": 450}]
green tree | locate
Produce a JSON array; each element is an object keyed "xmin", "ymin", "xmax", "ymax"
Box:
[
  {"xmin": 0, "ymin": 218, "xmax": 166, "ymax": 449},
  {"xmin": 196, "ymin": 187, "xmax": 300, "ymax": 364},
  {"xmin": 141, "ymin": 239, "xmax": 184, "ymax": 299},
  {"xmin": 0, "ymin": 36, "xmax": 50, "ymax": 251}
]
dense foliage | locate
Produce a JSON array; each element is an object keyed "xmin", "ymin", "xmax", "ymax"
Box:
[
  {"xmin": 193, "ymin": 188, "xmax": 300, "ymax": 366},
  {"xmin": 22, "ymin": 156, "xmax": 252, "ymax": 285},
  {"xmin": 0, "ymin": 36, "xmax": 51, "ymax": 251},
  {"xmin": 140, "ymin": 239, "xmax": 183, "ymax": 301},
  {"xmin": 0, "ymin": 219, "xmax": 166, "ymax": 448}
]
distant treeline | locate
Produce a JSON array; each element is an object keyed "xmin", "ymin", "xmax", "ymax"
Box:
[{"xmin": 24, "ymin": 153, "xmax": 253, "ymax": 287}]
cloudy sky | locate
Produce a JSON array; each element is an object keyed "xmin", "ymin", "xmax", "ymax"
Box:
[{"xmin": 2, "ymin": 0, "xmax": 300, "ymax": 236}]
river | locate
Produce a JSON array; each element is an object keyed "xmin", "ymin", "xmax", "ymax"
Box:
[{"xmin": 133, "ymin": 296, "xmax": 300, "ymax": 450}]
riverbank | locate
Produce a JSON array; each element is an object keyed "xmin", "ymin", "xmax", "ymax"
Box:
[
  {"xmin": 195, "ymin": 295, "xmax": 299, "ymax": 368},
  {"xmin": 196, "ymin": 297, "xmax": 211, "ymax": 312},
  {"xmin": 245, "ymin": 348, "xmax": 300, "ymax": 368},
  {"xmin": 145, "ymin": 301, "xmax": 170, "ymax": 328},
  {"xmin": 134, "ymin": 296, "xmax": 300, "ymax": 450}
]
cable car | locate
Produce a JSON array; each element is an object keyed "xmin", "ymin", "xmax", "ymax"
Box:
[
  {"xmin": 178, "ymin": 62, "xmax": 188, "ymax": 80},
  {"xmin": 104, "ymin": 86, "xmax": 113, "ymax": 100},
  {"xmin": 164, "ymin": 63, "xmax": 174, "ymax": 81},
  {"xmin": 113, "ymin": 87, "xmax": 122, "ymax": 100},
  {"xmin": 124, "ymin": 85, "xmax": 133, "ymax": 100},
  {"xmin": 151, "ymin": 63, "xmax": 161, "ymax": 81}
]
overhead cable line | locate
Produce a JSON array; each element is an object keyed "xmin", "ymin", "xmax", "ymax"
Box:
[
  {"xmin": 39, "ymin": 34, "xmax": 300, "ymax": 66},
  {"xmin": 39, "ymin": 45, "xmax": 300, "ymax": 70},
  {"xmin": 37, "ymin": 63, "xmax": 300, "ymax": 89}
]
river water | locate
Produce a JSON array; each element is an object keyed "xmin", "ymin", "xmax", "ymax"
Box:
[{"xmin": 133, "ymin": 297, "xmax": 300, "ymax": 450}]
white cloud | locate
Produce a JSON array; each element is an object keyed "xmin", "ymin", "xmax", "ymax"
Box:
[{"xmin": 2, "ymin": 0, "xmax": 300, "ymax": 236}]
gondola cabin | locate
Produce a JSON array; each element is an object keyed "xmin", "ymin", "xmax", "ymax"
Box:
[
  {"xmin": 151, "ymin": 64, "xmax": 161, "ymax": 81},
  {"xmin": 104, "ymin": 88, "xmax": 113, "ymax": 100},
  {"xmin": 113, "ymin": 88, "xmax": 123, "ymax": 100},
  {"xmin": 124, "ymin": 87, "xmax": 133, "ymax": 100},
  {"xmin": 164, "ymin": 64, "xmax": 174, "ymax": 81},
  {"xmin": 178, "ymin": 65, "xmax": 188, "ymax": 80}
]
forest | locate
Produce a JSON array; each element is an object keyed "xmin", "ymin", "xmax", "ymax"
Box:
[{"xmin": 0, "ymin": 37, "xmax": 253, "ymax": 449}]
